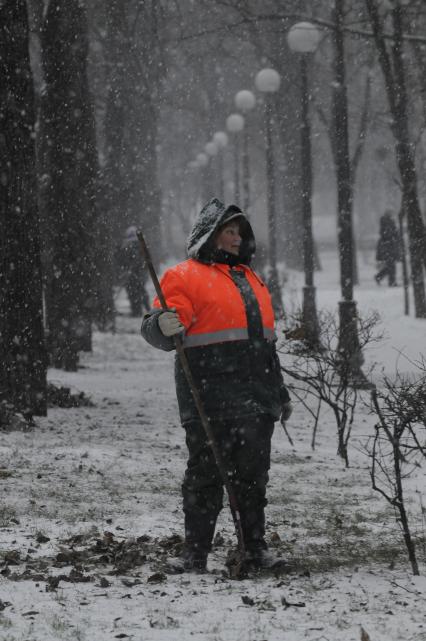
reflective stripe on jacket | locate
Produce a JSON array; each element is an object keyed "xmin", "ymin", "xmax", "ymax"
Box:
[{"xmin": 142, "ymin": 258, "xmax": 290, "ymax": 424}]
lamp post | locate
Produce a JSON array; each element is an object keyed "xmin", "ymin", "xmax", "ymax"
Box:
[
  {"xmin": 287, "ymin": 21, "xmax": 321, "ymax": 348},
  {"xmin": 205, "ymin": 140, "xmax": 219, "ymax": 199},
  {"xmin": 213, "ymin": 131, "xmax": 228, "ymax": 201},
  {"xmin": 187, "ymin": 159, "xmax": 199, "ymax": 207},
  {"xmin": 254, "ymin": 68, "xmax": 282, "ymax": 313},
  {"xmin": 226, "ymin": 113, "xmax": 245, "ymax": 203},
  {"xmin": 196, "ymin": 152, "xmax": 209, "ymax": 203},
  {"xmin": 235, "ymin": 90, "xmax": 256, "ymax": 212}
]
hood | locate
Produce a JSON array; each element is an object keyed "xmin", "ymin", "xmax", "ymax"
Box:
[{"xmin": 186, "ymin": 197, "xmax": 256, "ymax": 265}]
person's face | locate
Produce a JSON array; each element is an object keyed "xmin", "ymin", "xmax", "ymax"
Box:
[{"xmin": 215, "ymin": 221, "xmax": 242, "ymax": 255}]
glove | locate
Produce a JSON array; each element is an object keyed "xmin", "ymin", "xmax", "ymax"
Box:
[
  {"xmin": 280, "ymin": 401, "xmax": 293, "ymax": 424},
  {"xmin": 158, "ymin": 310, "xmax": 184, "ymax": 337}
]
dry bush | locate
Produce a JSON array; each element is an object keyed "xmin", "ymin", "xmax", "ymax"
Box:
[
  {"xmin": 279, "ymin": 310, "xmax": 381, "ymax": 466},
  {"xmin": 367, "ymin": 360, "xmax": 426, "ymax": 575}
]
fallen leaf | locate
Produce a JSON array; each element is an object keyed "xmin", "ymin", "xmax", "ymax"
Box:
[
  {"xmin": 4, "ymin": 550, "xmax": 20, "ymax": 565},
  {"xmin": 361, "ymin": 626, "xmax": 371, "ymax": 641},
  {"xmin": 36, "ymin": 532, "xmax": 50, "ymax": 544},
  {"xmin": 281, "ymin": 596, "xmax": 306, "ymax": 608},
  {"xmin": 147, "ymin": 572, "xmax": 166, "ymax": 584},
  {"xmin": 121, "ymin": 578, "xmax": 143, "ymax": 587}
]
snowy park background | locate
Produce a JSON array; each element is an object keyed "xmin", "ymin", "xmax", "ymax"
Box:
[
  {"xmin": 1, "ymin": 251, "xmax": 426, "ymax": 641},
  {"xmin": 1, "ymin": 1, "xmax": 426, "ymax": 640}
]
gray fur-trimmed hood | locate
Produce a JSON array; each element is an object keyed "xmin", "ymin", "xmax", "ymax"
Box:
[{"xmin": 186, "ymin": 198, "xmax": 256, "ymax": 264}]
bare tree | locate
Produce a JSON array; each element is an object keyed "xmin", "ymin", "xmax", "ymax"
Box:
[
  {"xmin": 316, "ymin": 50, "xmax": 373, "ymax": 285},
  {"xmin": 368, "ymin": 366, "xmax": 426, "ymax": 575},
  {"xmin": 0, "ymin": 0, "xmax": 47, "ymax": 417}
]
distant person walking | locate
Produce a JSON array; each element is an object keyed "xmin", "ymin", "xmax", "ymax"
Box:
[
  {"xmin": 374, "ymin": 210, "xmax": 401, "ymax": 287},
  {"xmin": 115, "ymin": 226, "xmax": 150, "ymax": 316}
]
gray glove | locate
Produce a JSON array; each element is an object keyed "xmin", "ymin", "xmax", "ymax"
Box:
[
  {"xmin": 280, "ymin": 401, "xmax": 293, "ymax": 424},
  {"xmin": 158, "ymin": 310, "xmax": 184, "ymax": 337}
]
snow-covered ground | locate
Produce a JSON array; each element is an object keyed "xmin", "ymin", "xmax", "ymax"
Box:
[{"xmin": 1, "ymin": 250, "xmax": 425, "ymax": 641}]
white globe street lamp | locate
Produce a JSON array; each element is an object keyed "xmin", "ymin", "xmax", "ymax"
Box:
[
  {"xmin": 235, "ymin": 90, "xmax": 256, "ymax": 212},
  {"xmin": 235, "ymin": 89, "xmax": 256, "ymax": 112},
  {"xmin": 213, "ymin": 131, "xmax": 228, "ymax": 148},
  {"xmin": 287, "ymin": 21, "xmax": 321, "ymax": 53},
  {"xmin": 226, "ymin": 113, "xmax": 244, "ymax": 133},
  {"xmin": 254, "ymin": 68, "xmax": 281, "ymax": 313},
  {"xmin": 287, "ymin": 21, "xmax": 321, "ymax": 347},
  {"xmin": 205, "ymin": 141, "xmax": 219, "ymax": 156},
  {"xmin": 226, "ymin": 114, "xmax": 245, "ymax": 203},
  {"xmin": 196, "ymin": 152, "xmax": 209, "ymax": 167},
  {"xmin": 254, "ymin": 68, "xmax": 281, "ymax": 94}
]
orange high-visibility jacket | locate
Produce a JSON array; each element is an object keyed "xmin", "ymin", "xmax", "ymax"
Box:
[
  {"xmin": 142, "ymin": 197, "xmax": 290, "ymax": 424},
  {"xmin": 153, "ymin": 259, "xmax": 276, "ymax": 347}
]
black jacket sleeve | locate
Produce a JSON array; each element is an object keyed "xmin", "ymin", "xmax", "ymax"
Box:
[
  {"xmin": 141, "ymin": 309, "xmax": 175, "ymax": 352},
  {"xmin": 273, "ymin": 348, "xmax": 291, "ymax": 405}
]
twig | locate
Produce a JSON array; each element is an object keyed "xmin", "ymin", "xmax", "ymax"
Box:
[
  {"xmin": 311, "ymin": 398, "xmax": 322, "ymax": 451},
  {"xmin": 390, "ymin": 581, "xmax": 420, "ymax": 595},
  {"xmin": 280, "ymin": 421, "xmax": 294, "ymax": 448}
]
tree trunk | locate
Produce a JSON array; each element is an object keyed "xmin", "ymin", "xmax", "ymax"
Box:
[
  {"xmin": 332, "ymin": 0, "xmax": 355, "ymax": 304},
  {"xmin": 391, "ymin": 6, "xmax": 426, "ymax": 318},
  {"xmin": 366, "ymin": 0, "xmax": 426, "ymax": 318},
  {"xmin": 132, "ymin": 95, "xmax": 163, "ymax": 265},
  {"xmin": 95, "ymin": 0, "xmax": 131, "ymax": 330},
  {"xmin": 103, "ymin": 0, "xmax": 162, "ymax": 268},
  {"xmin": 275, "ymin": 66, "xmax": 305, "ymax": 270},
  {"xmin": 0, "ymin": 0, "xmax": 47, "ymax": 416},
  {"xmin": 40, "ymin": 0, "xmax": 99, "ymax": 369}
]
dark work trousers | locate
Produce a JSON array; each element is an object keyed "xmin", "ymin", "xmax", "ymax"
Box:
[
  {"xmin": 375, "ymin": 259, "xmax": 396, "ymax": 286},
  {"xmin": 182, "ymin": 414, "xmax": 275, "ymax": 555}
]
